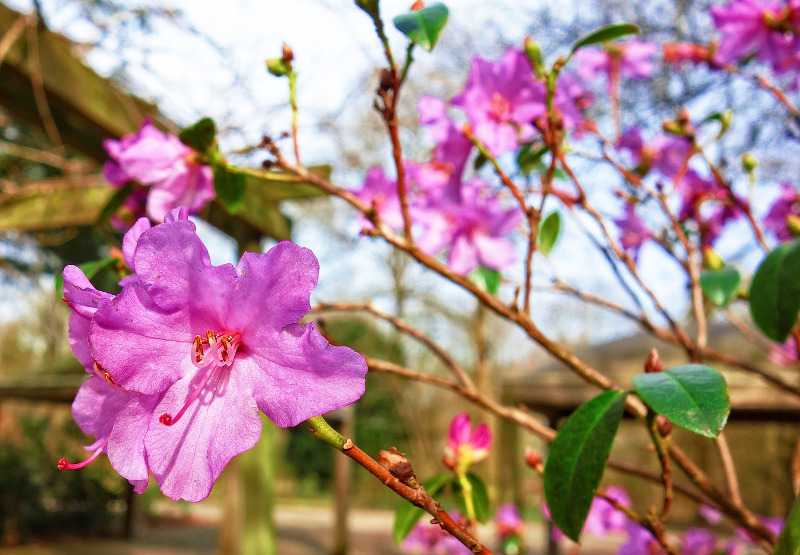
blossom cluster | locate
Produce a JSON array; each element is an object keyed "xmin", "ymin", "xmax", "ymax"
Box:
[
  {"xmin": 60, "ymin": 207, "xmax": 367, "ymax": 501},
  {"xmin": 103, "ymin": 120, "xmax": 216, "ymax": 225},
  {"xmin": 351, "ymin": 0, "xmax": 800, "ymax": 278}
]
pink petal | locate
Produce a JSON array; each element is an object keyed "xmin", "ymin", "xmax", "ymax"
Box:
[
  {"xmin": 107, "ymin": 392, "xmax": 162, "ymax": 490},
  {"xmin": 448, "ymin": 413, "xmax": 472, "ymax": 452}
]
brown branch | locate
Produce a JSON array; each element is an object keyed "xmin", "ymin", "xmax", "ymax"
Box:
[
  {"xmin": 311, "ymin": 301, "xmax": 475, "ymax": 390},
  {"xmin": 715, "ymin": 432, "xmax": 742, "ymax": 506},
  {"xmin": 0, "ymin": 13, "xmax": 30, "ymax": 69}
]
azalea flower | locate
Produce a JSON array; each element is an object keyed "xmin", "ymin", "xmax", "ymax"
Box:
[
  {"xmin": 711, "ymin": 0, "xmax": 800, "ymax": 74},
  {"xmin": 614, "ymin": 203, "xmax": 653, "ymax": 260},
  {"xmin": 617, "ymin": 126, "xmax": 693, "ymax": 178},
  {"xmin": 452, "ymin": 48, "xmax": 546, "ymax": 155},
  {"xmin": 60, "ymin": 208, "xmax": 367, "ymax": 501},
  {"xmin": 495, "ymin": 503, "xmax": 525, "ymax": 540},
  {"xmin": 103, "ymin": 120, "xmax": 215, "ymax": 223},
  {"xmin": 401, "ymin": 511, "xmax": 472, "ymax": 554},
  {"xmin": 574, "ymin": 40, "xmax": 657, "ymax": 84},
  {"xmin": 445, "ymin": 412, "xmax": 492, "ymax": 470},
  {"xmin": 763, "ymin": 182, "xmax": 800, "ymax": 241}
]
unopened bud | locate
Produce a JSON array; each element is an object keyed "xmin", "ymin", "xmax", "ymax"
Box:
[
  {"xmin": 656, "ymin": 415, "xmax": 672, "ymax": 437},
  {"xmin": 378, "ymin": 447, "xmax": 418, "ymax": 487},
  {"xmin": 702, "ymin": 246, "xmax": 725, "ymax": 270},
  {"xmin": 788, "ymin": 214, "xmax": 800, "ymax": 238},
  {"xmin": 266, "ymin": 57, "xmax": 291, "ymax": 77},
  {"xmin": 282, "ymin": 43, "xmax": 294, "ymax": 63},
  {"xmin": 410, "ymin": 0, "xmax": 425, "ymax": 10},
  {"xmin": 741, "ymin": 152, "xmax": 758, "ymax": 173},
  {"xmin": 523, "ymin": 37, "xmax": 544, "ymax": 77},
  {"xmin": 378, "ymin": 68, "xmax": 393, "ymax": 92},
  {"xmin": 718, "ymin": 109, "xmax": 733, "ymax": 136},
  {"xmin": 524, "ymin": 447, "xmax": 544, "ymax": 471},
  {"xmin": 644, "ymin": 348, "xmax": 663, "ymax": 374},
  {"xmin": 355, "ymin": 0, "xmax": 380, "ymax": 17}
]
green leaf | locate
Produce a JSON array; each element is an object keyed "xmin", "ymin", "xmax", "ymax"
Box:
[
  {"xmin": 750, "ymin": 240, "xmax": 800, "ymax": 342},
  {"xmin": 55, "ymin": 257, "xmax": 117, "ymax": 297},
  {"xmin": 393, "ymin": 3, "xmax": 449, "ymax": 52},
  {"xmin": 543, "ymin": 390, "xmax": 628, "ymax": 542},
  {"xmin": 213, "ymin": 166, "xmax": 248, "ymax": 213},
  {"xmin": 465, "ymin": 474, "xmax": 491, "ymax": 523},
  {"xmin": 96, "ymin": 182, "xmax": 137, "ymax": 227},
  {"xmin": 633, "ymin": 364, "xmax": 729, "ymax": 438},
  {"xmin": 775, "ymin": 494, "xmax": 800, "ymax": 555},
  {"xmin": 538, "ymin": 211, "xmax": 562, "ymax": 255},
  {"xmin": 393, "ymin": 473, "xmax": 452, "ymax": 544},
  {"xmin": 179, "ymin": 117, "xmax": 217, "ymax": 153},
  {"xmin": 569, "ymin": 23, "xmax": 640, "ymax": 56},
  {"xmin": 517, "ymin": 144, "xmax": 548, "ymax": 175},
  {"xmin": 700, "ymin": 266, "xmax": 741, "ymax": 307},
  {"xmin": 470, "ymin": 266, "xmax": 501, "ymax": 295}
]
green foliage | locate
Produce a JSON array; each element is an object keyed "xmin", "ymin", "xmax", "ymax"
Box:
[
  {"xmin": 775, "ymin": 494, "xmax": 800, "ymax": 555},
  {"xmin": 699, "ymin": 266, "xmax": 741, "ymax": 307},
  {"xmin": 749, "ymin": 239, "xmax": 800, "ymax": 342},
  {"xmin": 470, "ymin": 266, "xmax": 501, "ymax": 295},
  {"xmin": 568, "ymin": 23, "xmax": 640, "ymax": 57},
  {"xmin": 393, "ymin": 473, "xmax": 452, "ymax": 543},
  {"xmin": 633, "ymin": 364, "xmax": 729, "ymax": 438},
  {"xmin": 0, "ymin": 412, "xmax": 127, "ymax": 542},
  {"xmin": 213, "ymin": 166, "xmax": 248, "ymax": 213},
  {"xmin": 516, "ymin": 144, "xmax": 548, "ymax": 174},
  {"xmin": 538, "ymin": 211, "xmax": 562, "ymax": 256},
  {"xmin": 393, "ymin": 3, "xmax": 449, "ymax": 52},
  {"xmin": 543, "ymin": 390, "xmax": 627, "ymax": 542},
  {"xmin": 453, "ymin": 473, "xmax": 491, "ymax": 523},
  {"xmin": 178, "ymin": 117, "xmax": 217, "ymax": 153}
]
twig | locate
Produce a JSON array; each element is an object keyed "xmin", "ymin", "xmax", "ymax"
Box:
[{"xmin": 715, "ymin": 432, "xmax": 742, "ymax": 506}]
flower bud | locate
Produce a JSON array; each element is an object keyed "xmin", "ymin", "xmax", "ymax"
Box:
[
  {"xmin": 266, "ymin": 57, "xmax": 291, "ymax": 77},
  {"xmin": 410, "ymin": 0, "xmax": 425, "ymax": 10},
  {"xmin": 741, "ymin": 152, "xmax": 758, "ymax": 174},
  {"xmin": 524, "ymin": 447, "xmax": 543, "ymax": 470},
  {"xmin": 523, "ymin": 37, "xmax": 544, "ymax": 78},
  {"xmin": 644, "ymin": 348, "xmax": 663, "ymax": 374},
  {"xmin": 788, "ymin": 214, "xmax": 800, "ymax": 238},
  {"xmin": 282, "ymin": 43, "xmax": 294, "ymax": 63},
  {"xmin": 378, "ymin": 447, "xmax": 418, "ymax": 487},
  {"xmin": 656, "ymin": 415, "xmax": 672, "ymax": 437},
  {"xmin": 702, "ymin": 246, "xmax": 725, "ymax": 270}
]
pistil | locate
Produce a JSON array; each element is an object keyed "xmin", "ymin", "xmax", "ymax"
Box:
[{"xmin": 57, "ymin": 437, "xmax": 110, "ymax": 470}]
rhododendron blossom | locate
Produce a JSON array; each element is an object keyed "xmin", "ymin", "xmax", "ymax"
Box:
[
  {"xmin": 103, "ymin": 120, "xmax": 215, "ymax": 222},
  {"xmin": 452, "ymin": 48, "xmax": 546, "ymax": 155},
  {"xmin": 59, "ymin": 207, "xmax": 367, "ymax": 501},
  {"xmin": 763, "ymin": 181, "xmax": 800, "ymax": 240},
  {"xmin": 445, "ymin": 412, "xmax": 491, "ymax": 470},
  {"xmin": 574, "ymin": 40, "xmax": 657, "ymax": 84}
]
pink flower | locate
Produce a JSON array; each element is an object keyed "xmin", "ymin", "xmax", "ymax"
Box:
[
  {"xmin": 401, "ymin": 511, "xmax": 472, "ymax": 554},
  {"xmin": 495, "ymin": 504, "xmax": 525, "ymax": 540},
  {"xmin": 574, "ymin": 40, "xmax": 657, "ymax": 83},
  {"xmin": 616, "ymin": 522, "xmax": 664, "ymax": 555},
  {"xmin": 583, "ymin": 486, "xmax": 630, "ymax": 537},
  {"xmin": 352, "ymin": 166, "xmax": 405, "ymax": 229},
  {"xmin": 416, "ymin": 179, "xmax": 520, "ymax": 275},
  {"xmin": 553, "ymin": 72, "xmax": 595, "ymax": 133},
  {"xmin": 446, "ymin": 412, "xmax": 492, "ymax": 469},
  {"xmin": 699, "ymin": 504, "xmax": 724, "ymax": 526},
  {"xmin": 103, "ymin": 120, "xmax": 215, "ymax": 222},
  {"xmin": 711, "ymin": 0, "xmax": 800, "ymax": 74},
  {"xmin": 763, "ymin": 182, "xmax": 800, "ymax": 240},
  {"xmin": 452, "ymin": 48, "xmax": 546, "ymax": 155},
  {"xmin": 769, "ymin": 336, "xmax": 798, "ymax": 365},
  {"xmin": 617, "ymin": 126, "xmax": 693, "ymax": 178},
  {"xmin": 614, "ymin": 203, "xmax": 653, "ymax": 259},
  {"xmin": 60, "ymin": 207, "xmax": 368, "ymax": 502},
  {"xmin": 682, "ymin": 528, "xmax": 719, "ymax": 555}
]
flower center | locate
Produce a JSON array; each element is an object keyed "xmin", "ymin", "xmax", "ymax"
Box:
[
  {"xmin": 488, "ymin": 92, "xmax": 511, "ymax": 122},
  {"xmin": 159, "ymin": 330, "xmax": 242, "ymax": 427}
]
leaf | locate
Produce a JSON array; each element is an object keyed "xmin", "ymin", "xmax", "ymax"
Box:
[
  {"xmin": 96, "ymin": 182, "xmax": 137, "ymax": 227},
  {"xmin": 54, "ymin": 257, "xmax": 117, "ymax": 297},
  {"xmin": 775, "ymin": 494, "xmax": 800, "ymax": 555},
  {"xmin": 569, "ymin": 23, "xmax": 640, "ymax": 55},
  {"xmin": 393, "ymin": 473, "xmax": 452, "ymax": 544},
  {"xmin": 179, "ymin": 117, "xmax": 217, "ymax": 153},
  {"xmin": 454, "ymin": 474, "xmax": 490, "ymax": 523},
  {"xmin": 393, "ymin": 3, "xmax": 449, "ymax": 52},
  {"xmin": 517, "ymin": 144, "xmax": 548, "ymax": 175},
  {"xmin": 543, "ymin": 390, "xmax": 627, "ymax": 542},
  {"xmin": 213, "ymin": 166, "xmax": 248, "ymax": 213},
  {"xmin": 700, "ymin": 266, "xmax": 741, "ymax": 307},
  {"xmin": 750, "ymin": 240, "xmax": 800, "ymax": 342},
  {"xmin": 538, "ymin": 211, "xmax": 562, "ymax": 255},
  {"xmin": 470, "ymin": 266, "xmax": 501, "ymax": 295},
  {"xmin": 633, "ymin": 364, "xmax": 729, "ymax": 438}
]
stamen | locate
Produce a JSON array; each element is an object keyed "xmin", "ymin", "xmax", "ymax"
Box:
[
  {"xmin": 159, "ymin": 362, "xmax": 219, "ymax": 426},
  {"xmin": 57, "ymin": 437, "xmax": 109, "ymax": 470},
  {"xmin": 92, "ymin": 361, "xmax": 128, "ymax": 393}
]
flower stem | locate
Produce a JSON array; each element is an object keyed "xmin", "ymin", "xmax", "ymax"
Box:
[
  {"xmin": 456, "ymin": 470, "xmax": 477, "ymax": 523},
  {"xmin": 307, "ymin": 415, "xmax": 346, "ymax": 450}
]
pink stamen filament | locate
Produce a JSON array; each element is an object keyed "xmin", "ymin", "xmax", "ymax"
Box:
[
  {"xmin": 161, "ymin": 331, "xmax": 241, "ymax": 426},
  {"xmin": 57, "ymin": 437, "xmax": 109, "ymax": 470}
]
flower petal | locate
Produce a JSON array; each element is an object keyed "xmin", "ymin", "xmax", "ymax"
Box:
[
  {"xmin": 241, "ymin": 322, "xmax": 367, "ymax": 428},
  {"xmin": 107, "ymin": 392, "xmax": 162, "ymax": 491},
  {"xmin": 72, "ymin": 376, "xmax": 136, "ymax": 450},
  {"xmin": 146, "ymin": 368, "xmax": 262, "ymax": 502}
]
